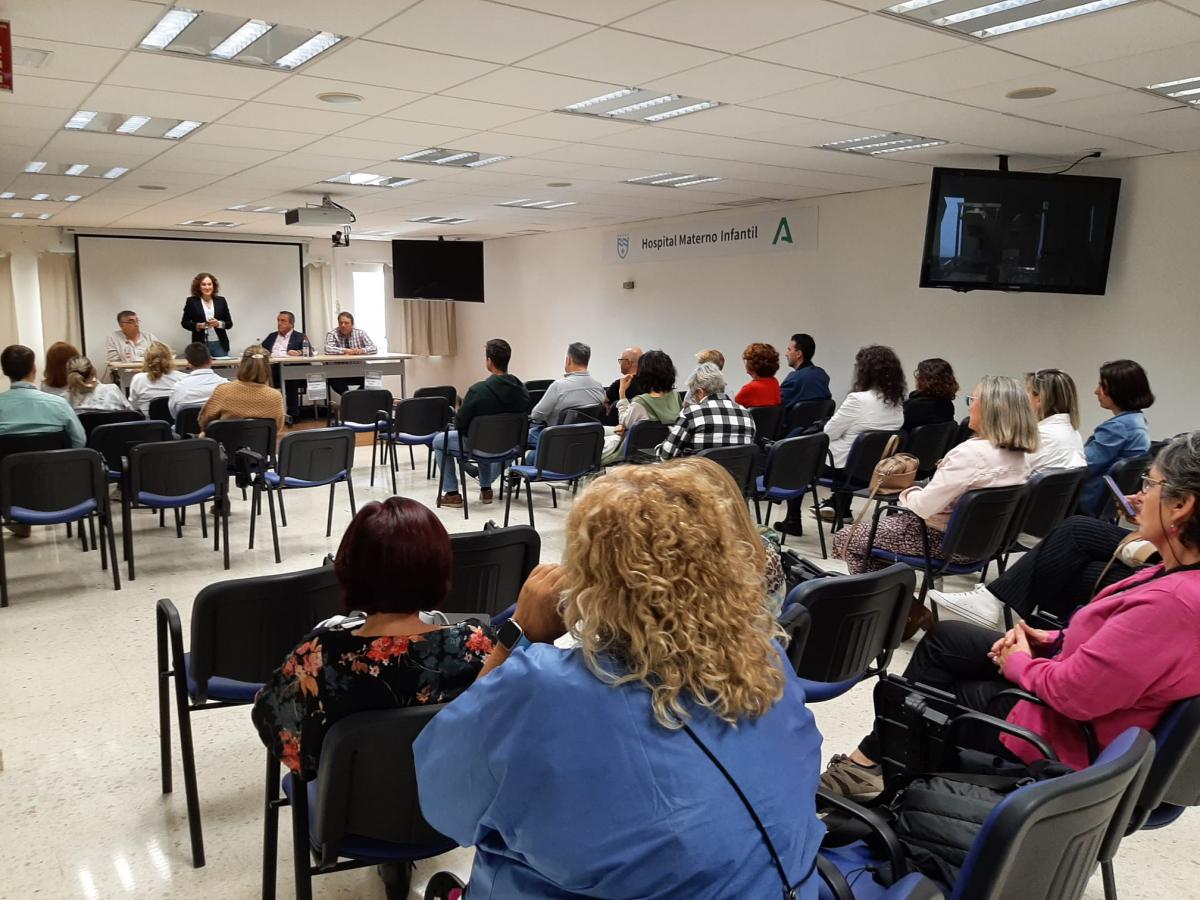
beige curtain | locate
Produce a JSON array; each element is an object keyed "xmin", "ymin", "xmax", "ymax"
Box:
[
  {"xmin": 0, "ymin": 256, "xmax": 16, "ymax": 391},
  {"xmin": 402, "ymin": 299, "xmax": 457, "ymax": 356},
  {"xmin": 304, "ymin": 260, "xmax": 335, "ymax": 344},
  {"xmin": 37, "ymin": 252, "xmax": 82, "ymax": 353}
]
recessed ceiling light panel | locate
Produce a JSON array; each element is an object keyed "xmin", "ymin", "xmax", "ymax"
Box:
[
  {"xmin": 324, "ymin": 172, "xmax": 419, "ymax": 188},
  {"xmin": 63, "ymin": 110, "xmax": 205, "ymax": 140},
  {"xmin": 409, "ymin": 216, "xmax": 473, "ymax": 224},
  {"xmin": 559, "ymin": 87, "xmax": 719, "ymax": 123},
  {"xmin": 624, "ymin": 172, "xmax": 723, "ymax": 188},
  {"xmin": 178, "ymin": 220, "xmax": 240, "ymax": 228},
  {"xmin": 394, "ymin": 148, "xmax": 509, "ymax": 168},
  {"xmin": 884, "ymin": 0, "xmax": 1137, "ymax": 38},
  {"xmin": 497, "ymin": 199, "xmax": 578, "ymax": 209},
  {"xmin": 817, "ymin": 132, "xmax": 946, "ymax": 156},
  {"xmin": 139, "ymin": 9, "xmax": 343, "ymax": 70},
  {"xmin": 25, "ymin": 161, "xmax": 130, "ymax": 180},
  {"xmin": 1144, "ymin": 74, "xmax": 1200, "ymax": 105}
]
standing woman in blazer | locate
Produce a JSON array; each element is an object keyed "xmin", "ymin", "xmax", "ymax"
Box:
[{"xmin": 181, "ymin": 272, "xmax": 233, "ymax": 358}]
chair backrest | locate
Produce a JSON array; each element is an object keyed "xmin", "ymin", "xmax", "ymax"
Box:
[
  {"xmin": 904, "ymin": 421, "xmax": 958, "ymax": 476},
  {"xmin": 556, "ymin": 403, "xmax": 605, "ymax": 425},
  {"xmin": 783, "ymin": 563, "xmax": 915, "ymax": 683},
  {"xmin": 941, "ymin": 485, "xmax": 1027, "ymax": 563},
  {"xmin": 188, "ymin": 561, "xmax": 341, "ymax": 696},
  {"xmin": 524, "ymin": 379, "xmax": 554, "ymax": 391},
  {"xmin": 1015, "ymin": 467, "xmax": 1088, "ymax": 539},
  {"xmin": 147, "ymin": 396, "xmax": 174, "ymax": 423},
  {"xmin": 1129, "ymin": 695, "xmax": 1200, "ymax": 831},
  {"xmin": 76, "ymin": 409, "xmax": 144, "ymax": 436},
  {"xmin": 951, "ymin": 416, "xmax": 974, "ymax": 448},
  {"xmin": 526, "ymin": 388, "xmax": 547, "ymax": 410},
  {"xmin": 952, "ymin": 727, "xmax": 1154, "ymax": 900},
  {"xmin": 129, "ymin": 437, "xmax": 224, "ymax": 499},
  {"xmin": 277, "ymin": 427, "xmax": 355, "ymax": 482},
  {"xmin": 0, "ymin": 431, "xmax": 69, "ymax": 466},
  {"xmin": 412, "ymin": 385, "xmax": 456, "ymax": 408},
  {"xmin": 777, "ymin": 603, "xmax": 812, "ymax": 674},
  {"xmin": 763, "ymin": 432, "xmax": 829, "ymax": 493},
  {"xmin": 174, "ymin": 405, "xmax": 202, "ymax": 437},
  {"xmin": 623, "ymin": 420, "xmax": 670, "ymax": 459},
  {"xmin": 443, "ymin": 525, "xmax": 541, "ymax": 615},
  {"xmin": 841, "ymin": 429, "xmax": 902, "ymax": 488},
  {"xmin": 312, "ymin": 706, "xmax": 450, "ymax": 864},
  {"xmin": 339, "ymin": 388, "xmax": 393, "ymax": 426},
  {"xmin": 205, "ymin": 418, "xmax": 278, "ymax": 468},
  {"xmin": 696, "ymin": 444, "xmax": 757, "ymax": 495},
  {"xmin": 463, "ymin": 413, "xmax": 528, "ymax": 458},
  {"xmin": 87, "ymin": 420, "xmax": 175, "ymax": 474},
  {"xmin": 749, "ymin": 404, "xmax": 785, "ymax": 442},
  {"xmin": 1107, "ymin": 453, "xmax": 1153, "ymax": 498},
  {"xmin": 0, "ymin": 448, "xmax": 105, "ymax": 517},
  {"xmin": 533, "ymin": 423, "xmax": 604, "ymax": 478},
  {"xmin": 394, "ymin": 396, "xmax": 452, "ymax": 438},
  {"xmin": 786, "ymin": 398, "xmax": 836, "ymax": 431}
]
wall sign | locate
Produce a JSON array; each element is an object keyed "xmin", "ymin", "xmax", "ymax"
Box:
[
  {"xmin": 0, "ymin": 22, "xmax": 12, "ymax": 93},
  {"xmin": 610, "ymin": 206, "xmax": 817, "ymax": 264}
]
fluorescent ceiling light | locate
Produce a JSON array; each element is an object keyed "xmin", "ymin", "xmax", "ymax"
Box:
[
  {"xmin": 163, "ymin": 120, "xmax": 202, "ymax": 139},
  {"xmin": 643, "ymin": 101, "xmax": 717, "ymax": 122},
  {"xmin": 275, "ymin": 32, "xmax": 341, "ymax": 69},
  {"xmin": 65, "ymin": 195, "xmax": 82, "ymax": 202},
  {"xmin": 0, "ymin": 192, "xmax": 14, "ymax": 199},
  {"xmin": 37, "ymin": 214, "xmax": 52, "ymax": 220},
  {"xmin": 542, "ymin": 202, "xmax": 576, "ymax": 209},
  {"xmin": 498, "ymin": 199, "xmax": 576, "ymax": 209},
  {"xmin": 817, "ymin": 131, "xmax": 945, "ymax": 156},
  {"xmin": 103, "ymin": 167, "xmax": 129, "ymax": 179},
  {"xmin": 24, "ymin": 161, "xmax": 46, "ymax": 173},
  {"xmin": 65, "ymin": 110, "xmax": 97, "ymax": 130},
  {"xmin": 65, "ymin": 164, "xmax": 90, "ymax": 176},
  {"xmin": 325, "ymin": 172, "xmax": 419, "ymax": 188},
  {"xmin": 563, "ymin": 89, "xmax": 636, "ymax": 111},
  {"xmin": 605, "ymin": 95, "xmax": 676, "ymax": 117},
  {"xmin": 466, "ymin": 155, "xmax": 508, "ymax": 168},
  {"xmin": 672, "ymin": 177, "xmax": 722, "ymax": 187},
  {"xmin": 625, "ymin": 172, "xmax": 721, "ymax": 188},
  {"xmin": 394, "ymin": 148, "xmax": 510, "ymax": 168},
  {"xmin": 884, "ymin": 0, "xmax": 1136, "ymax": 38},
  {"xmin": 115, "ymin": 115, "xmax": 152, "ymax": 135},
  {"xmin": 649, "ymin": 175, "xmax": 696, "ymax": 184},
  {"xmin": 932, "ymin": 0, "xmax": 1038, "ymax": 26},
  {"xmin": 31, "ymin": 193, "xmax": 50, "ymax": 201},
  {"xmin": 179, "ymin": 220, "xmax": 238, "ymax": 227},
  {"xmin": 872, "ymin": 141, "xmax": 945, "ymax": 154},
  {"xmin": 626, "ymin": 172, "xmax": 672, "ymax": 182},
  {"xmin": 409, "ymin": 216, "xmax": 472, "ymax": 224},
  {"xmin": 974, "ymin": 0, "xmax": 1137, "ymax": 36},
  {"xmin": 10, "ymin": 213, "xmax": 25, "ymax": 219},
  {"xmin": 397, "ymin": 149, "xmax": 441, "ymax": 161},
  {"xmin": 1147, "ymin": 75, "xmax": 1200, "ymax": 90},
  {"xmin": 140, "ymin": 8, "xmax": 199, "ymax": 49},
  {"xmin": 432, "ymin": 152, "xmax": 473, "ymax": 165},
  {"xmin": 210, "ymin": 19, "xmax": 274, "ymax": 59}
]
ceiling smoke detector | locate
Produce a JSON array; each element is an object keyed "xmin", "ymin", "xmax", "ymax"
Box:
[{"xmin": 1006, "ymin": 86, "xmax": 1057, "ymax": 100}]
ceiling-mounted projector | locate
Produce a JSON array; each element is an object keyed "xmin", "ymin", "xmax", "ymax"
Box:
[{"xmin": 284, "ymin": 194, "xmax": 355, "ymax": 226}]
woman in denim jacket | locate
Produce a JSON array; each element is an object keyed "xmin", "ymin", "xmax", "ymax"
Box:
[{"xmin": 1079, "ymin": 359, "xmax": 1154, "ymax": 515}]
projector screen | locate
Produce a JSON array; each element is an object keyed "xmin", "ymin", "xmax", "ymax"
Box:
[{"xmin": 75, "ymin": 235, "xmax": 305, "ymax": 372}]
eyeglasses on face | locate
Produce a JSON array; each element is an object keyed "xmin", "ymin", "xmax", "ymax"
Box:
[
  {"xmin": 1140, "ymin": 474, "xmax": 1170, "ymax": 493},
  {"xmin": 964, "ymin": 395, "xmax": 979, "ymax": 407}
]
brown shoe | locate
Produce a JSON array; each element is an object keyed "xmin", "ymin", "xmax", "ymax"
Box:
[
  {"xmin": 438, "ymin": 492, "xmax": 463, "ymax": 508},
  {"xmin": 480, "ymin": 488, "xmax": 494, "ymax": 505},
  {"xmin": 902, "ymin": 601, "xmax": 934, "ymax": 641}
]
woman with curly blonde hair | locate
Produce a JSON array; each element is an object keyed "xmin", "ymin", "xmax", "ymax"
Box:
[
  {"xmin": 414, "ymin": 457, "xmax": 824, "ymax": 900},
  {"xmin": 735, "ymin": 341, "xmax": 782, "ymax": 408},
  {"xmin": 128, "ymin": 341, "xmax": 183, "ymax": 415}
]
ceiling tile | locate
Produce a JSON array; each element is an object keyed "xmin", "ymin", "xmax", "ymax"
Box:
[
  {"xmin": 106, "ymin": 53, "xmax": 289, "ymax": 100},
  {"xmin": 191, "ymin": 125, "xmax": 315, "ymax": 152},
  {"xmin": 485, "ymin": 0, "xmax": 665, "ymax": 25},
  {"xmin": 0, "ymin": 103, "xmax": 71, "ymax": 130},
  {"xmin": 855, "ymin": 46, "xmax": 1055, "ymax": 97},
  {"xmin": 365, "ymin": 0, "xmax": 594, "ymax": 63},
  {"xmin": 443, "ymin": 67, "xmax": 624, "ymax": 111},
  {"xmin": 297, "ymin": 135, "xmax": 412, "ymax": 163},
  {"xmin": 83, "ymin": 85, "xmax": 245, "ymax": 122},
  {"xmin": 495, "ymin": 111, "xmax": 643, "ymax": 141},
  {"xmin": 2, "ymin": 0, "xmax": 163, "ymax": 49},
  {"xmin": 944, "ymin": 70, "xmax": 1117, "ymax": 114},
  {"xmin": 615, "ymin": 0, "xmax": 860, "ymax": 53},
  {"xmin": 9, "ymin": 37, "xmax": 124, "ymax": 84},
  {"xmin": 655, "ymin": 104, "xmax": 809, "ymax": 138},
  {"xmin": 39, "ymin": 129, "xmax": 172, "ymax": 161},
  {"xmin": 1092, "ymin": 109, "xmax": 1200, "ymax": 153},
  {"xmin": 385, "ymin": 95, "xmax": 538, "ymax": 129},
  {"xmin": 455, "ymin": 131, "xmax": 569, "ymax": 156},
  {"xmin": 644, "ymin": 57, "xmax": 830, "ymax": 105},
  {"xmin": 302, "ymin": 41, "xmax": 499, "ymax": 93},
  {"xmin": 146, "ymin": 144, "xmax": 282, "ymax": 174},
  {"xmin": 747, "ymin": 14, "xmax": 969, "ymax": 76},
  {"xmin": 748, "ymin": 79, "xmax": 915, "ymax": 119},
  {"xmin": 254, "ymin": 76, "xmax": 426, "ymax": 116},
  {"xmin": 0, "ymin": 74, "xmax": 95, "ymax": 109},
  {"xmin": 338, "ymin": 118, "xmax": 478, "ymax": 146},
  {"xmin": 217, "ymin": 102, "xmax": 369, "ymax": 135},
  {"xmin": 1074, "ymin": 41, "xmax": 1200, "ymax": 89},
  {"xmin": 1031, "ymin": 90, "xmax": 1180, "ymax": 130},
  {"xmin": 519, "ymin": 28, "xmax": 724, "ymax": 84},
  {"xmin": 988, "ymin": 2, "xmax": 1200, "ymax": 69},
  {"xmin": 169, "ymin": 0, "xmax": 415, "ymax": 36}
]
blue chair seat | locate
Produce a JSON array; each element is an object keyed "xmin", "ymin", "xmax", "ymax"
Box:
[
  {"xmin": 9, "ymin": 498, "xmax": 97, "ymax": 525},
  {"xmin": 341, "ymin": 421, "xmax": 378, "ymax": 434},
  {"xmin": 264, "ymin": 470, "xmax": 346, "ymax": 489},
  {"xmin": 817, "ymin": 843, "xmax": 905, "ymax": 900},
  {"xmin": 508, "ymin": 464, "xmax": 580, "ymax": 482},
  {"xmin": 137, "ymin": 485, "xmax": 216, "ymax": 508},
  {"xmin": 446, "ymin": 447, "xmax": 519, "ymax": 462},
  {"xmin": 387, "ymin": 431, "xmax": 438, "ymax": 445},
  {"xmin": 1144, "ymin": 803, "xmax": 1186, "ymax": 830},
  {"xmin": 868, "ymin": 547, "xmax": 982, "ymax": 575},
  {"xmin": 796, "ymin": 675, "xmax": 863, "ymax": 703},
  {"xmin": 755, "ymin": 475, "xmax": 807, "ymax": 501},
  {"xmin": 183, "ymin": 652, "xmax": 262, "ymax": 702},
  {"xmin": 281, "ymin": 775, "xmax": 458, "ymax": 863}
]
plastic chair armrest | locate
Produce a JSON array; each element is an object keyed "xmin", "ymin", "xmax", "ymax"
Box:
[
  {"xmin": 991, "ymin": 688, "xmax": 1100, "ymax": 763},
  {"xmin": 816, "ymin": 788, "xmax": 906, "ymax": 878}
]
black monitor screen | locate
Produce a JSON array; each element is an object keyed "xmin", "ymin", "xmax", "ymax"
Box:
[
  {"xmin": 920, "ymin": 167, "xmax": 1120, "ymax": 295},
  {"xmin": 392, "ymin": 239, "xmax": 484, "ymax": 303}
]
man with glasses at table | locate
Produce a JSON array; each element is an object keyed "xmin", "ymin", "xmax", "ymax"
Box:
[{"xmin": 104, "ymin": 310, "xmax": 158, "ymax": 379}]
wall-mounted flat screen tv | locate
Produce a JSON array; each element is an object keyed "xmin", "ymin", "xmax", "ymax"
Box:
[
  {"xmin": 392, "ymin": 239, "xmax": 484, "ymax": 302},
  {"xmin": 919, "ymin": 167, "xmax": 1120, "ymax": 295}
]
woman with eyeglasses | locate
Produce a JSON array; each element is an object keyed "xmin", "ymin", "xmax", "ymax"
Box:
[
  {"xmin": 1078, "ymin": 359, "xmax": 1154, "ymax": 515},
  {"xmin": 823, "ymin": 432, "xmax": 1200, "ymax": 799},
  {"xmin": 1024, "ymin": 368, "xmax": 1086, "ymax": 473}
]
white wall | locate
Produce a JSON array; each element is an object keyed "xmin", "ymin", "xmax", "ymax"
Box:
[{"xmin": 451, "ymin": 149, "xmax": 1200, "ymax": 439}]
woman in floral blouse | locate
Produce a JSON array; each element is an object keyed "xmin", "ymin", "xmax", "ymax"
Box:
[{"xmin": 252, "ymin": 497, "xmax": 495, "ymax": 778}]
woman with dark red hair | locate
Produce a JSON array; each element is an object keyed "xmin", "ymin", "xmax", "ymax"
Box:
[{"xmin": 252, "ymin": 497, "xmax": 495, "ymax": 780}]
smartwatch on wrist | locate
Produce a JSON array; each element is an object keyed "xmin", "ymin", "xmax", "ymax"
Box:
[{"xmin": 497, "ymin": 618, "xmax": 530, "ymax": 653}]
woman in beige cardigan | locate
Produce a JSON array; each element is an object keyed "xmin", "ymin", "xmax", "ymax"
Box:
[{"xmin": 200, "ymin": 345, "xmax": 285, "ymax": 434}]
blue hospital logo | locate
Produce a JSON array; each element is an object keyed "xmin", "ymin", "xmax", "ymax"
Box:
[{"xmin": 617, "ymin": 234, "xmax": 629, "ymax": 259}]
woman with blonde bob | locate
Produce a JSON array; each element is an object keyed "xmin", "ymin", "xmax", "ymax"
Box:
[
  {"xmin": 198, "ymin": 344, "xmax": 284, "ymax": 433},
  {"xmin": 837, "ymin": 375, "xmax": 1037, "ymax": 628},
  {"xmin": 128, "ymin": 341, "xmax": 184, "ymax": 415},
  {"xmin": 414, "ymin": 458, "xmax": 825, "ymax": 900}
]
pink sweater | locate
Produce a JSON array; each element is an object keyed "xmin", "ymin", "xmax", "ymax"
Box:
[
  {"xmin": 899, "ymin": 437, "xmax": 1030, "ymax": 532},
  {"xmin": 1002, "ymin": 565, "xmax": 1200, "ymax": 770}
]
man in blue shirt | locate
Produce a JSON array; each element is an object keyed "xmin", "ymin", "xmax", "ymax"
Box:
[{"xmin": 780, "ymin": 333, "xmax": 832, "ymax": 407}]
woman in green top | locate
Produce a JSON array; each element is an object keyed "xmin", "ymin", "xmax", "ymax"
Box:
[{"xmin": 601, "ymin": 350, "xmax": 682, "ymax": 465}]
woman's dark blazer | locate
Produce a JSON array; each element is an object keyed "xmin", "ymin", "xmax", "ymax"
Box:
[{"xmin": 181, "ymin": 295, "xmax": 233, "ymax": 356}]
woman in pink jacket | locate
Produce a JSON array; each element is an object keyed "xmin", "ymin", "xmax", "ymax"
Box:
[{"xmin": 822, "ymin": 432, "xmax": 1200, "ymax": 799}]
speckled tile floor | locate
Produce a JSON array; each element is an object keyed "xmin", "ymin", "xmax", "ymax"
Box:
[{"xmin": 0, "ymin": 453, "xmax": 1193, "ymax": 899}]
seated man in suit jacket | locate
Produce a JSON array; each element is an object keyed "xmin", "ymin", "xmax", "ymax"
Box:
[{"xmin": 262, "ymin": 310, "xmax": 309, "ymax": 422}]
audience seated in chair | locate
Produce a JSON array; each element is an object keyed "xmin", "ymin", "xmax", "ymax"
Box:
[
  {"xmin": 780, "ymin": 332, "xmax": 831, "ymax": 408},
  {"xmin": 1025, "ymin": 368, "xmax": 1087, "ymax": 474},
  {"xmin": 600, "ymin": 349, "xmax": 681, "ymax": 465},
  {"xmin": 0, "ymin": 345, "xmax": 85, "ymax": 449},
  {"xmin": 902, "ymin": 357, "xmax": 958, "ymax": 431},
  {"xmin": 413, "ymin": 458, "xmax": 824, "ymax": 899},
  {"xmin": 198, "ymin": 346, "xmax": 284, "ymax": 435},
  {"xmin": 128, "ymin": 341, "xmax": 184, "ymax": 416},
  {"xmin": 684, "ymin": 348, "xmax": 725, "ymax": 404},
  {"xmin": 822, "ymin": 431, "xmax": 1200, "ymax": 798},
  {"xmin": 169, "ymin": 343, "xmax": 225, "ymax": 420},
  {"xmin": 435, "ymin": 338, "xmax": 529, "ymax": 508},
  {"xmin": 40, "ymin": 340, "xmax": 78, "ymax": 398},
  {"xmin": 603, "ymin": 345, "xmax": 642, "ymax": 424},
  {"xmin": 65, "ymin": 356, "xmax": 132, "ymax": 412},
  {"xmin": 1079, "ymin": 359, "xmax": 1155, "ymax": 516},
  {"xmin": 526, "ymin": 341, "xmax": 606, "ymax": 457},
  {"xmin": 734, "ymin": 342, "xmax": 782, "ymax": 408},
  {"xmin": 252, "ymin": 497, "xmax": 496, "ymax": 779},
  {"xmin": 656, "ymin": 363, "xmax": 755, "ymax": 460}
]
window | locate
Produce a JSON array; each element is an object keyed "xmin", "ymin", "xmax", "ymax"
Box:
[{"xmin": 351, "ymin": 265, "xmax": 386, "ymax": 353}]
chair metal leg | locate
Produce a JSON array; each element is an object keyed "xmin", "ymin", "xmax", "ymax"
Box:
[
  {"xmin": 277, "ymin": 489, "xmax": 288, "ymax": 528},
  {"xmin": 249, "ymin": 484, "xmax": 260, "ymax": 549},
  {"xmin": 346, "ymin": 475, "xmax": 356, "ymax": 517},
  {"xmin": 504, "ymin": 474, "xmax": 516, "ymax": 526},
  {"xmin": 326, "ymin": 484, "xmax": 335, "ymax": 537},
  {"xmin": 171, "ymin": 646, "xmax": 206, "ymax": 867},
  {"xmin": 123, "ymin": 497, "xmax": 135, "ymax": 581},
  {"xmin": 754, "ymin": 497, "xmax": 762, "ymax": 524},
  {"xmin": 174, "ymin": 507, "xmax": 183, "ymax": 538},
  {"xmin": 459, "ymin": 457, "xmax": 470, "ymax": 520},
  {"xmin": 262, "ymin": 751, "xmax": 280, "ymax": 900},
  {"xmin": 390, "ymin": 440, "xmax": 399, "ymax": 495},
  {"xmin": 1102, "ymin": 859, "xmax": 1118, "ymax": 900},
  {"xmin": 267, "ymin": 484, "xmax": 281, "ymax": 564},
  {"xmin": 87, "ymin": 514, "xmax": 97, "ymax": 551},
  {"xmin": 199, "ymin": 502, "xmax": 208, "ymax": 540},
  {"xmin": 526, "ymin": 476, "xmax": 536, "ymax": 528},
  {"xmin": 221, "ymin": 500, "xmax": 230, "ymax": 570},
  {"xmin": 0, "ymin": 529, "xmax": 9, "ymax": 610},
  {"xmin": 159, "ymin": 508, "xmax": 165, "ymax": 528},
  {"xmin": 291, "ymin": 776, "xmax": 313, "ymax": 900},
  {"xmin": 369, "ymin": 434, "xmax": 377, "ymax": 487},
  {"xmin": 550, "ymin": 486, "xmax": 558, "ymax": 509},
  {"xmin": 812, "ymin": 483, "xmax": 827, "ymax": 559},
  {"xmin": 408, "ymin": 444, "xmax": 416, "ymax": 471},
  {"xmin": 155, "ymin": 610, "xmax": 172, "ymax": 794},
  {"xmin": 104, "ymin": 513, "xmax": 120, "ymax": 590}
]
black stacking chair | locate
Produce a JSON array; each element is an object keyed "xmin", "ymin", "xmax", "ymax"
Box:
[
  {"xmin": 123, "ymin": 438, "xmax": 228, "ymax": 580},
  {"xmin": 818, "ymin": 429, "xmax": 901, "ymax": 530},
  {"xmin": 777, "ymin": 603, "xmax": 812, "ymax": 675},
  {"xmin": 622, "ymin": 420, "xmax": 670, "ymax": 462},
  {"xmin": 524, "ymin": 379, "xmax": 554, "ymax": 391},
  {"xmin": 413, "ymin": 384, "xmax": 456, "ymax": 408},
  {"xmin": 697, "ymin": 444, "xmax": 757, "ymax": 497},
  {"xmin": 754, "ymin": 433, "xmax": 830, "ymax": 555},
  {"xmin": 263, "ymin": 706, "xmax": 456, "ymax": 900},
  {"xmin": 504, "ymin": 422, "xmax": 604, "ymax": 527},
  {"xmin": 88, "ymin": 420, "xmax": 175, "ymax": 483},
  {"xmin": 749, "ymin": 404, "xmax": 786, "ymax": 444},
  {"xmin": 1000, "ymin": 467, "xmax": 1088, "ymax": 564},
  {"xmin": 251, "ymin": 428, "xmax": 356, "ymax": 563},
  {"xmin": 784, "ymin": 397, "xmax": 836, "ymax": 433},
  {"xmin": 332, "ymin": 388, "xmax": 391, "ymax": 486},
  {"xmin": 174, "ymin": 405, "xmax": 202, "ymax": 437},
  {"xmin": 76, "ymin": 408, "xmax": 143, "ymax": 437},
  {"xmin": 526, "ymin": 388, "xmax": 547, "ymax": 410},
  {"xmin": 443, "ymin": 525, "xmax": 540, "ymax": 617},
  {"xmin": 0, "ymin": 448, "xmax": 120, "ymax": 606},
  {"xmin": 951, "ymin": 415, "xmax": 974, "ymax": 447},
  {"xmin": 902, "ymin": 421, "xmax": 958, "ymax": 479},
  {"xmin": 1101, "ymin": 454, "xmax": 1153, "ymax": 522},
  {"xmin": 556, "ymin": 404, "xmax": 605, "ymax": 425},
  {"xmin": 381, "ymin": 397, "xmax": 452, "ymax": 491},
  {"xmin": 0, "ymin": 430, "xmax": 69, "ymax": 462},
  {"xmin": 438, "ymin": 413, "xmax": 528, "ymax": 520},
  {"xmin": 204, "ymin": 418, "xmax": 277, "ymax": 502},
  {"xmin": 147, "ymin": 396, "xmax": 174, "ymax": 424},
  {"xmin": 156, "ymin": 561, "xmax": 340, "ymax": 867}
]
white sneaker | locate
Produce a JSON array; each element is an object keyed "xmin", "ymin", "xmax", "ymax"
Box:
[{"xmin": 929, "ymin": 584, "xmax": 1004, "ymax": 628}]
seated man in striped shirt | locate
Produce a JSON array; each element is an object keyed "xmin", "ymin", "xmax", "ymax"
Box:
[
  {"xmin": 657, "ymin": 363, "xmax": 756, "ymax": 460},
  {"xmin": 324, "ymin": 311, "xmax": 378, "ymax": 397}
]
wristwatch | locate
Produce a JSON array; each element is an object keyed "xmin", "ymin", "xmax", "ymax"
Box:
[{"xmin": 496, "ymin": 618, "xmax": 531, "ymax": 653}]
